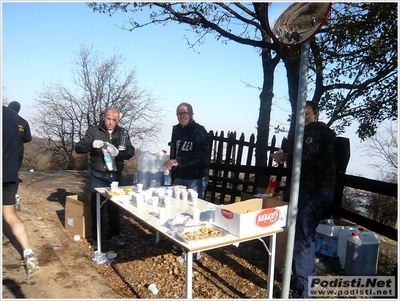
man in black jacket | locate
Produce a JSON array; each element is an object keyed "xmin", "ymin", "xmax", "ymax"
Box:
[
  {"xmin": 164, "ymin": 102, "xmax": 210, "ymax": 263},
  {"xmin": 164, "ymin": 102, "xmax": 210, "ymax": 199},
  {"xmin": 271, "ymin": 101, "xmax": 336, "ymax": 298},
  {"xmin": 75, "ymin": 107, "xmax": 135, "ymax": 250}
]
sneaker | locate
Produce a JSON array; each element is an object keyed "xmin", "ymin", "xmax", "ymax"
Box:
[
  {"xmin": 22, "ymin": 253, "xmax": 40, "ymax": 276},
  {"xmin": 15, "ymin": 195, "xmax": 21, "ymax": 211},
  {"xmin": 106, "ymin": 235, "xmax": 125, "ymax": 246}
]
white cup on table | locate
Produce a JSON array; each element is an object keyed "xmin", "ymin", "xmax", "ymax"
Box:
[
  {"xmin": 164, "ymin": 197, "xmax": 172, "ymax": 210},
  {"xmin": 192, "ymin": 208, "xmax": 200, "ymax": 223},
  {"xmin": 158, "ymin": 207, "xmax": 166, "ymax": 220},
  {"xmin": 110, "ymin": 181, "xmax": 119, "ymax": 191},
  {"xmin": 135, "ymin": 194, "xmax": 144, "ymax": 209},
  {"xmin": 189, "ymin": 191, "xmax": 198, "ymax": 203},
  {"xmin": 123, "ymin": 194, "xmax": 130, "ymax": 206},
  {"xmin": 137, "ymin": 183, "xmax": 143, "ymax": 192},
  {"xmin": 151, "ymin": 196, "xmax": 159, "ymax": 207}
]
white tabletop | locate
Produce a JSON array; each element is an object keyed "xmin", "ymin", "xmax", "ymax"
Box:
[
  {"xmin": 95, "ymin": 186, "xmax": 283, "ymax": 252},
  {"xmin": 94, "ymin": 185, "xmax": 282, "ymax": 299}
]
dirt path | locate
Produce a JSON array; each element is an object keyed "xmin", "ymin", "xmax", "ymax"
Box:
[
  {"xmin": 2, "ymin": 170, "xmax": 119, "ymax": 299},
  {"xmin": 3, "ymin": 169, "xmax": 397, "ymax": 299}
]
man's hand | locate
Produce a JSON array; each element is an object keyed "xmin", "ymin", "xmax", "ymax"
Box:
[{"xmin": 92, "ymin": 140, "xmax": 104, "ymax": 149}]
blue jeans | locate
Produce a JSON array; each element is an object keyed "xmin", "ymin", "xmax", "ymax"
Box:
[
  {"xmin": 90, "ymin": 170, "xmax": 122, "ymax": 240},
  {"xmin": 291, "ymin": 189, "xmax": 334, "ymax": 298},
  {"xmin": 177, "ymin": 176, "xmax": 208, "ymax": 200}
]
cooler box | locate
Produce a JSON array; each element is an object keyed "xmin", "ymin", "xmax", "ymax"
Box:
[
  {"xmin": 316, "ymin": 219, "xmax": 357, "ymax": 257},
  {"xmin": 214, "ymin": 197, "xmax": 288, "ymax": 237},
  {"xmin": 65, "ymin": 194, "xmax": 92, "ymax": 238}
]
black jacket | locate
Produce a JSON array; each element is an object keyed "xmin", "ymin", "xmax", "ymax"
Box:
[
  {"xmin": 3, "ymin": 106, "xmax": 19, "ymax": 183},
  {"xmin": 17, "ymin": 115, "xmax": 32, "ymax": 169},
  {"xmin": 75, "ymin": 121, "xmax": 135, "ymax": 174},
  {"xmin": 170, "ymin": 119, "xmax": 210, "ymax": 180},
  {"xmin": 299, "ymin": 121, "xmax": 336, "ymax": 191}
]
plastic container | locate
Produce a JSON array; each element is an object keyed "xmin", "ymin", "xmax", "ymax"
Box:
[
  {"xmin": 344, "ymin": 231, "xmax": 380, "ymax": 276},
  {"xmin": 137, "ymin": 151, "xmax": 164, "ymax": 189},
  {"xmin": 337, "ymin": 226, "xmax": 359, "ymax": 269}
]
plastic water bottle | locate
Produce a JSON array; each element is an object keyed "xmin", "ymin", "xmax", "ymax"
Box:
[
  {"xmin": 118, "ymin": 130, "xmax": 128, "ymax": 151},
  {"xmin": 104, "ymin": 152, "xmax": 114, "ymax": 171},
  {"xmin": 102, "ymin": 147, "xmax": 114, "ymax": 171},
  {"xmin": 164, "ymin": 169, "xmax": 172, "ymax": 186}
]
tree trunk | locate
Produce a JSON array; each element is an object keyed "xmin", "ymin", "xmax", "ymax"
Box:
[{"xmin": 254, "ymin": 48, "xmax": 279, "ymax": 188}]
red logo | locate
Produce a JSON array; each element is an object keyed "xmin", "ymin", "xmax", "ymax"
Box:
[
  {"xmin": 221, "ymin": 209, "xmax": 234, "ymax": 219},
  {"xmin": 255, "ymin": 208, "xmax": 280, "ymax": 227}
]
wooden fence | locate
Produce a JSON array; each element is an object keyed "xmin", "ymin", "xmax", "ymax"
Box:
[{"xmin": 170, "ymin": 130, "xmax": 398, "ymax": 241}]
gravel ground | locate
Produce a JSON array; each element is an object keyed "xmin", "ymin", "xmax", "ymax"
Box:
[{"xmin": 2, "ymin": 169, "xmax": 397, "ymax": 299}]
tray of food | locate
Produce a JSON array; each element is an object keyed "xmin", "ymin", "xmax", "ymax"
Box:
[{"xmin": 174, "ymin": 223, "xmax": 230, "ymax": 243}]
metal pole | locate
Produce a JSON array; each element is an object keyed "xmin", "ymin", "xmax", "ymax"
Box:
[{"xmin": 280, "ymin": 41, "xmax": 311, "ymax": 298}]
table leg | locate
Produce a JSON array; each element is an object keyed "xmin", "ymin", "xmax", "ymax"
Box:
[
  {"xmin": 185, "ymin": 252, "xmax": 193, "ymax": 299},
  {"xmin": 267, "ymin": 233, "xmax": 277, "ymax": 298},
  {"xmin": 97, "ymin": 192, "xmax": 102, "ymax": 254},
  {"xmin": 92, "ymin": 192, "xmax": 107, "ymax": 264}
]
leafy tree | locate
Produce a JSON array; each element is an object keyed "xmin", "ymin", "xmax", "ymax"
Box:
[
  {"xmin": 88, "ymin": 2, "xmax": 397, "ymax": 188},
  {"xmin": 32, "ymin": 44, "xmax": 163, "ymax": 169}
]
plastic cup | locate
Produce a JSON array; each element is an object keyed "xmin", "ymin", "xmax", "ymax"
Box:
[
  {"xmin": 158, "ymin": 207, "xmax": 166, "ymax": 220},
  {"xmin": 189, "ymin": 191, "xmax": 198, "ymax": 203},
  {"xmin": 135, "ymin": 194, "xmax": 144, "ymax": 209},
  {"xmin": 137, "ymin": 183, "xmax": 143, "ymax": 192},
  {"xmin": 192, "ymin": 208, "xmax": 200, "ymax": 223},
  {"xmin": 164, "ymin": 197, "xmax": 172, "ymax": 210},
  {"xmin": 181, "ymin": 191, "xmax": 188, "ymax": 201},
  {"xmin": 151, "ymin": 196, "xmax": 159, "ymax": 207},
  {"xmin": 148, "ymin": 283, "xmax": 158, "ymax": 295},
  {"xmin": 123, "ymin": 194, "xmax": 130, "ymax": 206},
  {"xmin": 110, "ymin": 181, "xmax": 119, "ymax": 191},
  {"xmin": 74, "ymin": 234, "xmax": 81, "ymax": 241},
  {"xmin": 166, "ymin": 189, "xmax": 173, "ymax": 197}
]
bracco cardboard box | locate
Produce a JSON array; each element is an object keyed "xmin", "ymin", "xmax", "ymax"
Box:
[
  {"xmin": 214, "ymin": 198, "xmax": 288, "ymax": 237},
  {"xmin": 65, "ymin": 194, "xmax": 92, "ymax": 238}
]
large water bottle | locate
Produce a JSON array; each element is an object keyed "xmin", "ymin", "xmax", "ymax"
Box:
[
  {"xmin": 344, "ymin": 231, "xmax": 380, "ymax": 276},
  {"xmin": 338, "ymin": 226, "xmax": 359, "ymax": 269},
  {"xmin": 118, "ymin": 130, "xmax": 128, "ymax": 151},
  {"xmin": 137, "ymin": 151, "xmax": 164, "ymax": 189},
  {"xmin": 118, "ymin": 130, "xmax": 129, "ymax": 151}
]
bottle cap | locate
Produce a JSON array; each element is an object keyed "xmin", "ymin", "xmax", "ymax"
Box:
[{"xmin": 351, "ymin": 231, "xmax": 359, "ymax": 236}]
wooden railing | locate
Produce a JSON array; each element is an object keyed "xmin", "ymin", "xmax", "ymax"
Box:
[{"xmin": 169, "ymin": 130, "xmax": 398, "ymax": 241}]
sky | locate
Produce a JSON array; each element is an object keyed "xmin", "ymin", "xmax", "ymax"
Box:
[{"xmin": 1, "ymin": 1, "xmax": 393, "ymax": 180}]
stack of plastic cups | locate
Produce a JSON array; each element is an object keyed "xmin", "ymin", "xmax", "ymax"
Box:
[
  {"xmin": 173, "ymin": 186, "xmax": 181, "ymax": 200},
  {"xmin": 135, "ymin": 193, "xmax": 144, "ymax": 210},
  {"xmin": 164, "ymin": 196, "xmax": 172, "ymax": 211},
  {"xmin": 181, "ymin": 189, "xmax": 188, "ymax": 201}
]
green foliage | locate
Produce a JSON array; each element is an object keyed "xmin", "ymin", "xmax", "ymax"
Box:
[{"xmin": 315, "ymin": 3, "xmax": 397, "ymax": 139}]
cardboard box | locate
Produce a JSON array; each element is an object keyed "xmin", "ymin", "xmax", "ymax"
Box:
[
  {"xmin": 65, "ymin": 194, "xmax": 92, "ymax": 238},
  {"xmin": 214, "ymin": 198, "xmax": 288, "ymax": 237}
]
